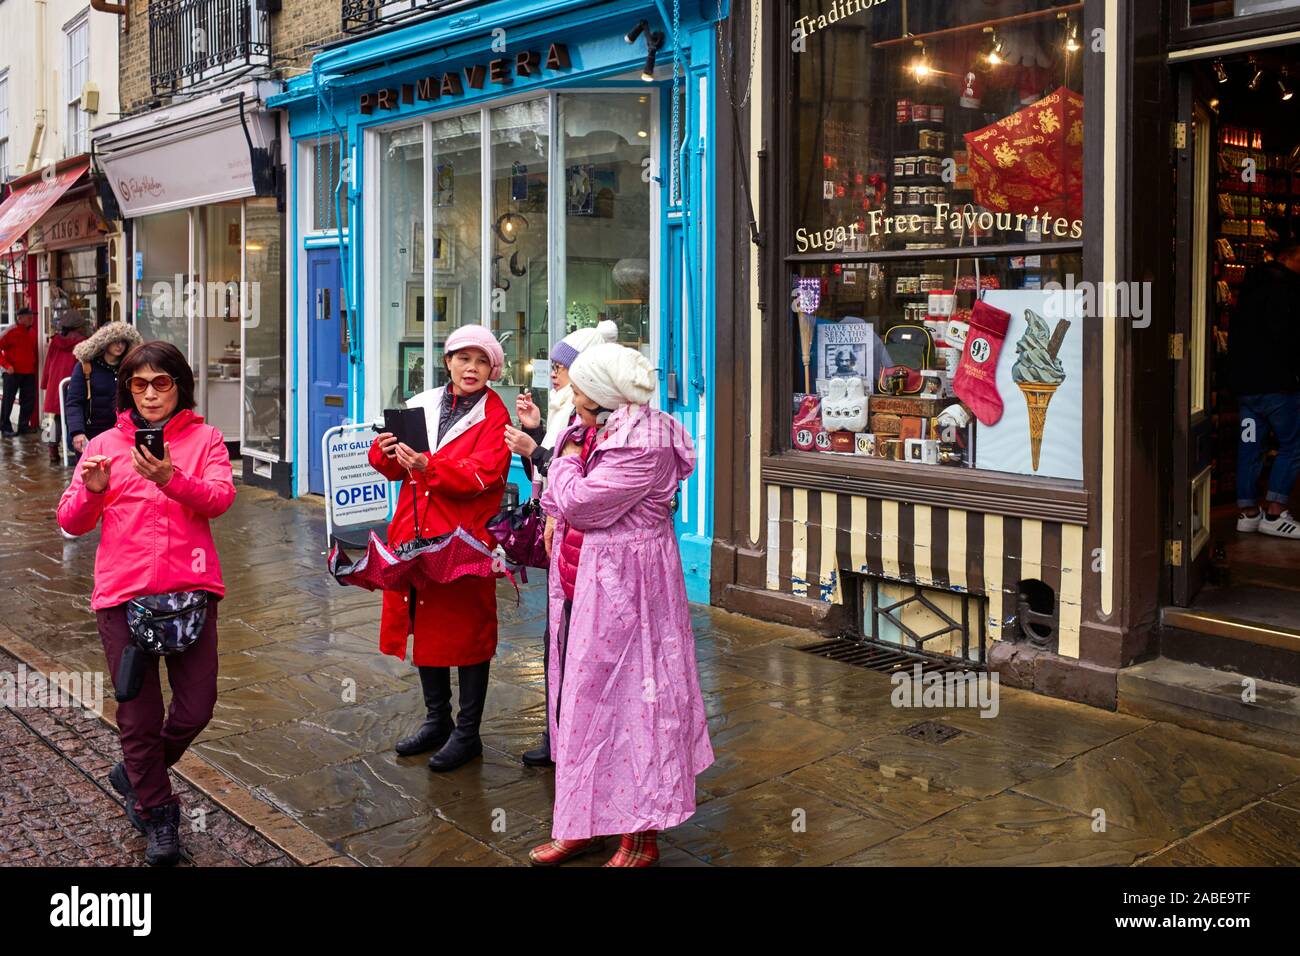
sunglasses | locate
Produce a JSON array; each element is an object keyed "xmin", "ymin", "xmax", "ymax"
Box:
[{"xmin": 128, "ymin": 375, "xmax": 176, "ymax": 394}]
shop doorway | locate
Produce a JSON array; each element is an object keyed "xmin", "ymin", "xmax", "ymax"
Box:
[
  {"xmin": 306, "ymin": 248, "xmax": 347, "ymax": 495},
  {"xmin": 1170, "ymin": 50, "xmax": 1300, "ymax": 638}
]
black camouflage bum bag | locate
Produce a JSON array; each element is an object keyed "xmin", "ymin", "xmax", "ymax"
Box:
[{"xmin": 125, "ymin": 591, "xmax": 209, "ymax": 656}]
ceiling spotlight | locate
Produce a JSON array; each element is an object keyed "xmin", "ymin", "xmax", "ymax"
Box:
[
  {"xmin": 1213, "ymin": 58, "xmax": 1229, "ymax": 84},
  {"xmin": 641, "ymin": 35, "xmax": 664, "ymax": 82},
  {"xmin": 911, "ymin": 41, "xmax": 931, "ymax": 80},
  {"xmin": 1281, "ymin": 68, "xmax": 1294, "ymax": 101},
  {"xmin": 1065, "ymin": 22, "xmax": 1081, "ymax": 53},
  {"xmin": 1248, "ymin": 56, "xmax": 1263, "ymax": 91},
  {"xmin": 625, "ymin": 20, "xmax": 648, "ymax": 44},
  {"xmin": 984, "ymin": 27, "xmax": 1005, "ymax": 66}
]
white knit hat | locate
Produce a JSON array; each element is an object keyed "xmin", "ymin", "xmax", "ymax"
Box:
[
  {"xmin": 549, "ymin": 319, "xmax": 618, "ymax": 368},
  {"xmin": 568, "ymin": 342, "xmax": 656, "ymax": 410}
]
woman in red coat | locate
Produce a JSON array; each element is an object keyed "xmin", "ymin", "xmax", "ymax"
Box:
[{"xmin": 368, "ymin": 324, "xmax": 511, "ymax": 772}]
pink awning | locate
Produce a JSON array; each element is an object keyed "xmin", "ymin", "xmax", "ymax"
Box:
[{"xmin": 0, "ymin": 161, "xmax": 90, "ymax": 256}]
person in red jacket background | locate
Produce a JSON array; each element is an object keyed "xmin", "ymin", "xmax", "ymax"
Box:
[
  {"xmin": 0, "ymin": 307, "xmax": 39, "ymax": 436},
  {"xmin": 40, "ymin": 310, "xmax": 88, "ymax": 462},
  {"xmin": 368, "ymin": 324, "xmax": 511, "ymax": 773}
]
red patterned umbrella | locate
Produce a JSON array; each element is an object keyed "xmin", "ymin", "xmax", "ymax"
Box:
[
  {"xmin": 329, "ymin": 527, "xmax": 521, "ymax": 596},
  {"xmin": 964, "ymin": 87, "xmax": 1084, "ymax": 222}
]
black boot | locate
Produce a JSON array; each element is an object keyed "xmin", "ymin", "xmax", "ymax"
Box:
[
  {"xmin": 108, "ymin": 761, "xmax": 145, "ymax": 833},
  {"xmin": 428, "ymin": 661, "xmax": 489, "ymax": 772},
  {"xmin": 142, "ymin": 803, "xmax": 181, "ymax": 866},
  {"xmin": 521, "ymin": 626, "xmax": 553, "ymax": 767},
  {"xmin": 395, "ymin": 666, "xmax": 453, "ymax": 756}
]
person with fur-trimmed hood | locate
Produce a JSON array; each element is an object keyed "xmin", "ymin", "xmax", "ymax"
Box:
[{"xmin": 67, "ymin": 321, "xmax": 143, "ymax": 456}]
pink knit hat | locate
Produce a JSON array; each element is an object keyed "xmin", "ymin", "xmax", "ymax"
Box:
[{"xmin": 444, "ymin": 324, "xmax": 505, "ymax": 381}]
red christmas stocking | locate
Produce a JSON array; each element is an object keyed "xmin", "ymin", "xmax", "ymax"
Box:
[{"xmin": 952, "ymin": 299, "xmax": 1011, "ymax": 425}]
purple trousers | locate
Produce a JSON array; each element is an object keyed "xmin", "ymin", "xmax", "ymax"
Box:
[{"xmin": 96, "ymin": 600, "xmax": 219, "ymax": 812}]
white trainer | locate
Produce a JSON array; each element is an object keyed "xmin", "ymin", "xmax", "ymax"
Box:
[
  {"xmin": 1259, "ymin": 511, "xmax": 1300, "ymax": 540},
  {"xmin": 1237, "ymin": 510, "xmax": 1263, "ymax": 532}
]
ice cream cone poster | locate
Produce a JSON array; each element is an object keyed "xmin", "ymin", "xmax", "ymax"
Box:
[{"xmin": 974, "ymin": 290, "xmax": 1083, "ymax": 480}]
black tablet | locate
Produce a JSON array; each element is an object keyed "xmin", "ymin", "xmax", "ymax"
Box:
[{"xmin": 383, "ymin": 407, "xmax": 430, "ymax": 454}]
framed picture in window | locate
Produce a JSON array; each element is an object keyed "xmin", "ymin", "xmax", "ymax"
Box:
[
  {"xmin": 431, "ymin": 285, "xmax": 459, "ymax": 328},
  {"xmin": 411, "ymin": 220, "xmax": 423, "ymax": 274},
  {"xmin": 432, "ymin": 228, "xmax": 454, "ymax": 272},
  {"xmin": 399, "ymin": 341, "xmax": 425, "ymax": 400},
  {"xmin": 404, "ymin": 282, "xmax": 424, "ymax": 338},
  {"xmin": 566, "ymin": 164, "xmax": 595, "ymax": 216}
]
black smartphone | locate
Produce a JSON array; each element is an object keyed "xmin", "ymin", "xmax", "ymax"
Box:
[
  {"xmin": 135, "ymin": 427, "xmax": 165, "ymax": 460},
  {"xmin": 383, "ymin": 407, "xmax": 430, "ymax": 454}
]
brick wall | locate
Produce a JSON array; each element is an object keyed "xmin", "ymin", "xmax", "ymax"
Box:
[{"xmin": 117, "ymin": 0, "xmax": 344, "ymax": 117}]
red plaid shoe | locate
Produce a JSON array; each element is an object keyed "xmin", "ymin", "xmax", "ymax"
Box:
[
  {"xmin": 528, "ymin": 837, "xmax": 604, "ymax": 866},
  {"xmin": 604, "ymin": 830, "xmax": 660, "ymax": 867}
]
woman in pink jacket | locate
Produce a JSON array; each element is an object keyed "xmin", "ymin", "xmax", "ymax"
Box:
[
  {"xmin": 58, "ymin": 341, "xmax": 235, "ymax": 866},
  {"xmin": 529, "ymin": 343, "xmax": 713, "ymax": 867}
]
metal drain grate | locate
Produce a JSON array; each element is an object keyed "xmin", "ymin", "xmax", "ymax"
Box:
[
  {"xmin": 798, "ymin": 637, "xmax": 975, "ymax": 676},
  {"xmin": 901, "ymin": 720, "xmax": 963, "ymax": 744}
]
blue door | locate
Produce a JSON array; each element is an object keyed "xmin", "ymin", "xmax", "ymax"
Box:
[{"xmin": 307, "ymin": 249, "xmax": 348, "ymax": 495}]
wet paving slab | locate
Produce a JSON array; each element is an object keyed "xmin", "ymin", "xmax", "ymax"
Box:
[{"xmin": 3, "ymin": 435, "xmax": 1300, "ymax": 866}]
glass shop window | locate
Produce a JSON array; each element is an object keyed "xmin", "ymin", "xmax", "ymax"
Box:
[
  {"xmin": 311, "ymin": 135, "xmax": 350, "ymax": 232},
  {"xmin": 786, "ymin": 0, "xmax": 1088, "ymax": 481},
  {"xmin": 1190, "ymin": 0, "xmax": 1300, "ymax": 27}
]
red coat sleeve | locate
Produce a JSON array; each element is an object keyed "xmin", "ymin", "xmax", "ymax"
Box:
[
  {"xmin": 419, "ymin": 396, "xmax": 511, "ymax": 499},
  {"xmin": 368, "ymin": 437, "xmax": 407, "ymax": 481}
]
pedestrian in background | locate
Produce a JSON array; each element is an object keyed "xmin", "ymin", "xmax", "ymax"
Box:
[
  {"xmin": 1231, "ymin": 240, "xmax": 1300, "ymax": 540},
  {"xmin": 67, "ymin": 321, "xmax": 143, "ymax": 459},
  {"xmin": 370, "ymin": 325, "xmax": 512, "ymax": 773},
  {"xmin": 58, "ymin": 341, "xmax": 235, "ymax": 865},
  {"xmin": 529, "ymin": 343, "xmax": 714, "ymax": 868},
  {"xmin": 0, "ymin": 307, "xmax": 40, "ymax": 436},
  {"xmin": 503, "ymin": 318, "xmax": 618, "ymax": 768},
  {"xmin": 40, "ymin": 310, "xmax": 88, "ymax": 464}
]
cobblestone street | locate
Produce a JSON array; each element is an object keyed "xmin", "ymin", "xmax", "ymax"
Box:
[{"xmin": 3, "ymin": 433, "xmax": 1300, "ymax": 867}]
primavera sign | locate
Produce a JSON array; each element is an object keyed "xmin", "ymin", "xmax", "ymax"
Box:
[{"xmin": 360, "ymin": 44, "xmax": 573, "ymax": 114}]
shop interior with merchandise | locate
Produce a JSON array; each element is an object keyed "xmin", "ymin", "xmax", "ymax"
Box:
[
  {"xmin": 1177, "ymin": 47, "xmax": 1300, "ymax": 625},
  {"xmin": 788, "ymin": 0, "xmax": 1086, "ymax": 481}
]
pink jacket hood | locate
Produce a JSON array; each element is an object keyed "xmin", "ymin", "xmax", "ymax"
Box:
[{"xmin": 57, "ymin": 409, "xmax": 236, "ymax": 610}]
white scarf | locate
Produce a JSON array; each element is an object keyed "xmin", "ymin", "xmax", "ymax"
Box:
[{"xmin": 542, "ymin": 384, "xmax": 575, "ymax": 451}]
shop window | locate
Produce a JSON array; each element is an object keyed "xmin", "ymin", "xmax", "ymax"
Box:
[
  {"xmin": 785, "ymin": 0, "xmax": 1087, "ymax": 480},
  {"xmin": 374, "ymin": 92, "xmax": 656, "ymax": 424},
  {"xmin": 1190, "ymin": 0, "xmax": 1300, "ymax": 27},
  {"xmin": 490, "ymin": 98, "xmax": 549, "ymax": 410},
  {"xmin": 559, "ymin": 93, "xmax": 655, "ymax": 366},
  {"xmin": 134, "ymin": 210, "xmax": 191, "ymax": 351},
  {"xmin": 379, "ymin": 124, "xmax": 431, "ymax": 410},
  {"xmin": 311, "ymin": 136, "xmax": 349, "ymax": 232},
  {"xmin": 243, "ymin": 199, "xmax": 285, "ymax": 459}
]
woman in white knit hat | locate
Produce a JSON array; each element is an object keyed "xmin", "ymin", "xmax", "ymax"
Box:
[
  {"xmin": 503, "ymin": 318, "xmax": 617, "ymax": 768},
  {"xmin": 528, "ymin": 343, "xmax": 714, "ymax": 867}
]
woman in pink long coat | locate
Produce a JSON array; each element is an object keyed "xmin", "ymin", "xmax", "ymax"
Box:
[{"xmin": 529, "ymin": 343, "xmax": 714, "ymax": 867}]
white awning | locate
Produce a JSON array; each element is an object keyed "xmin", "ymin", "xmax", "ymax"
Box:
[{"xmin": 93, "ymin": 80, "xmax": 281, "ymax": 218}]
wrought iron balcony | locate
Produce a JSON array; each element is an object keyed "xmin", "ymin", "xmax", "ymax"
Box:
[
  {"xmin": 342, "ymin": 0, "xmax": 481, "ymax": 35},
  {"xmin": 150, "ymin": 0, "xmax": 273, "ymax": 96}
]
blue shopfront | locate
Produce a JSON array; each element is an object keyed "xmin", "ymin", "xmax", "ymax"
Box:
[{"xmin": 272, "ymin": 0, "xmax": 722, "ymax": 600}]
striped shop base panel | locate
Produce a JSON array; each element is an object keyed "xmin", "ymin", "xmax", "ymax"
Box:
[{"xmin": 764, "ymin": 485, "xmax": 1086, "ymax": 659}]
